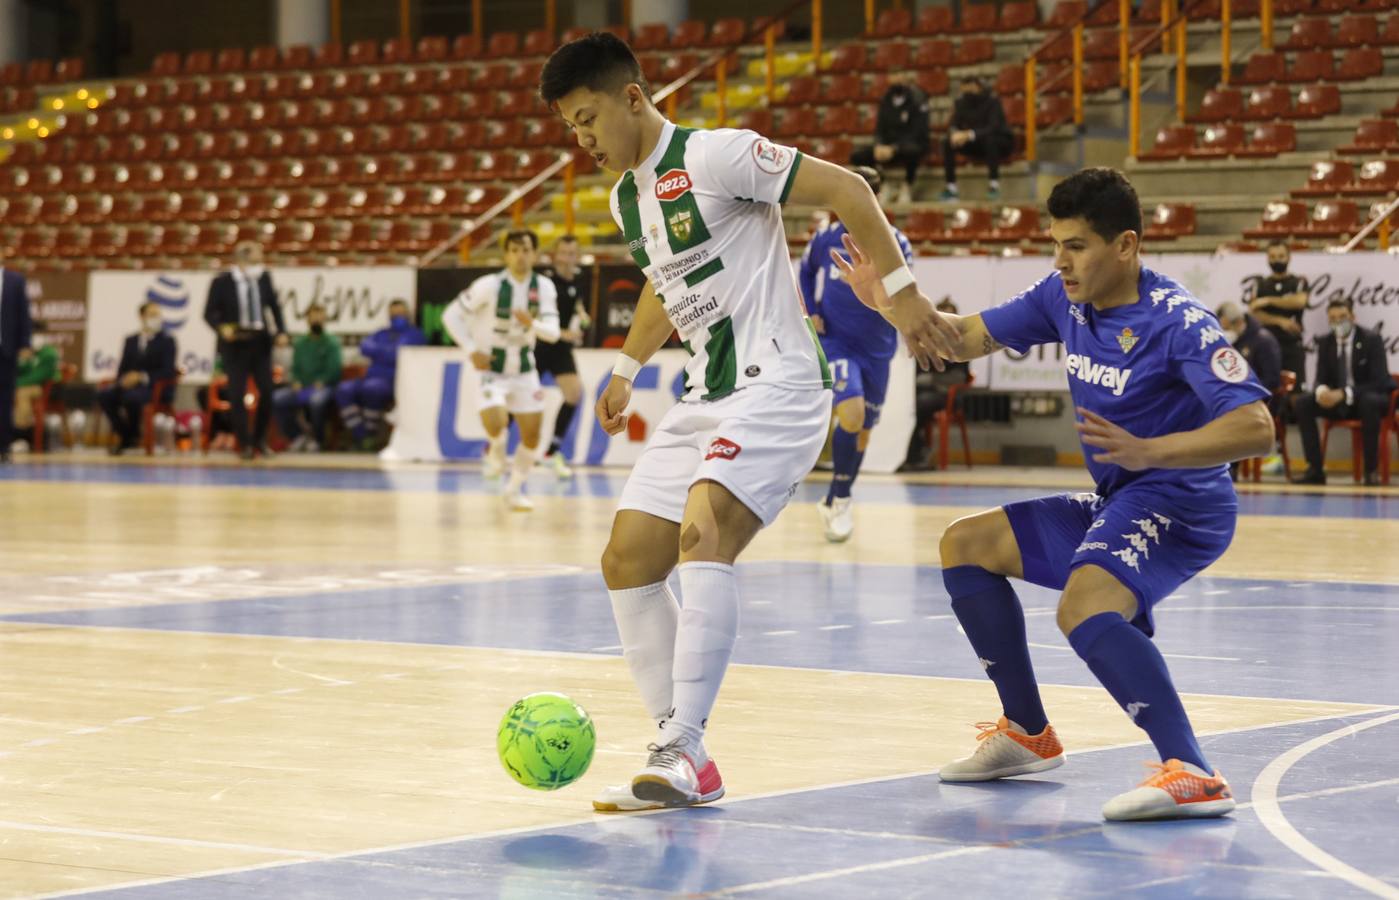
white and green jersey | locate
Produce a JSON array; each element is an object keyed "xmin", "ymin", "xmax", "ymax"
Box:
[
  {"xmin": 609, "ymin": 120, "xmax": 831, "ymax": 402},
  {"xmin": 443, "ymin": 269, "xmax": 560, "ymax": 375}
]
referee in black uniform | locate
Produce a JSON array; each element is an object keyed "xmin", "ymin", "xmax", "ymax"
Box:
[
  {"xmin": 537, "ymin": 234, "xmax": 591, "ymax": 478},
  {"xmin": 1249, "ymin": 240, "xmax": 1309, "ymax": 389}
]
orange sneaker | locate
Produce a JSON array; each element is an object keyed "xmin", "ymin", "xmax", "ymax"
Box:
[
  {"xmin": 1102, "ymin": 759, "xmax": 1236, "ymax": 821},
  {"xmin": 939, "ymin": 716, "xmax": 1065, "ymax": 782}
]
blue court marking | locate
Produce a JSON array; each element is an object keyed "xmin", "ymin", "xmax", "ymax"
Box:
[
  {"xmin": 2, "ymin": 461, "xmax": 1397, "ymax": 518},
  {"xmin": 8, "ymin": 564, "xmax": 1397, "ymax": 706},
  {"xmin": 77, "ymin": 712, "xmax": 1399, "ymax": 899}
]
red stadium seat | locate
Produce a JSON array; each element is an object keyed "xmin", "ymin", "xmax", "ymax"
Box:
[
  {"xmin": 1083, "ymin": 28, "xmax": 1120, "ymax": 59},
  {"xmin": 1338, "ymin": 118, "xmax": 1399, "ymax": 153},
  {"xmin": 940, "ymin": 207, "xmax": 996, "ymax": 242},
  {"xmin": 215, "ymin": 48, "xmax": 245, "ymax": 73},
  {"xmin": 779, "ymin": 75, "xmax": 818, "ymax": 106},
  {"xmin": 773, "ymin": 107, "xmax": 817, "ymax": 138},
  {"xmin": 823, "ymin": 73, "xmax": 861, "ymax": 104},
  {"xmin": 959, "ymin": 4, "xmax": 999, "ymax": 33},
  {"xmin": 1187, "ymin": 123, "xmax": 1246, "ymax": 157},
  {"xmin": 1381, "ymin": 14, "xmax": 1399, "ymax": 46},
  {"xmin": 632, "ymin": 23, "xmax": 671, "ymax": 51},
  {"xmin": 1146, "ymin": 203, "xmax": 1198, "ymax": 238},
  {"xmin": 916, "ymin": 69, "xmax": 951, "ymax": 96},
  {"xmin": 912, "ymin": 39, "xmax": 954, "ymax": 69},
  {"xmin": 314, "ymin": 43, "xmax": 345, "ymax": 68},
  {"xmin": 486, "ymin": 32, "xmax": 519, "ymax": 59},
  {"xmin": 1243, "ymin": 200, "xmax": 1309, "ymax": 237},
  {"xmin": 989, "ymin": 205, "xmax": 1040, "ymax": 240},
  {"xmin": 1281, "ymin": 16, "xmax": 1335, "ymax": 49},
  {"xmin": 1047, "ymin": 0, "xmax": 1088, "ymax": 27},
  {"xmin": 522, "ymin": 30, "xmax": 554, "ymax": 57},
  {"xmin": 916, "ymin": 7, "xmax": 956, "ymax": 34},
  {"xmin": 899, "ymin": 208, "xmax": 945, "ymax": 242},
  {"xmin": 1343, "ymin": 159, "xmax": 1399, "ymax": 194},
  {"xmin": 816, "ymin": 106, "xmax": 858, "ymax": 136},
  {"xmin": 1283, "ymin": 50, "xmax": 1336, "ymax": 82},
  {"xmin": 871, "ymin": 8, "xmax": 913, "ymax": 37},
  {"xmin": 999, "ymin": 2, "xmax": 1040, "ymax": 30},
  {"xmin": 1336, "ymin": 46, "xmax": 1384, "ymax": 79},
  {"xmin": 1336, "ymin": 13, "xmax": 1381, "ymax": 45},
  {"xmin": 281, "ymin": 44, "xmax": 312, "ymax": 69},
  {"xmin": 671, "ymin": 20, "xmax": 708, "ymax": 48},
  {"xmin": 871, "ymin": 42, "xmax": 912, "ymax": 70},
  {"xmin": 1293, "ymin": 159, "xmax": 1356, "ymax": 195},
  {"xmin": 247, "ymin": 46, "xmax": 279, "ymax": 70},
  {"xmin": 1189, "ymin": 86, "xmax": 1243, "ymax": 122},
  {"xmin": 452, "ymin": 34, "xmax": 483, "ymax": 59},
  {"xmin": 954, "ymin": 37, "xmax": 996, "ymax": 65},
  {"xmin": 417, "ymin": 36, "xmax": 448, "ymax": 61},
  {"xmin": 1242, "ymin": 85, "xmax": 1293, "ymax": 119},
  {"xmin": 1305, "ymin": 199, "xmax": 1360, "ymax": 236},
  {"xmin": 826, "ymin": 44, "xmax": 866, "ymax": 73},
  {"xmin": 1291, "ymin": 83, "xmax": 1342, "ymax": 118},
  {"xmin": 1236, "ymin": 52, "xmax": 1286, "ymax": 84},
  {"xmin": 151, "ymin": 52, "xmax": 180, "ymax": 76},
  {"xmin": 381, "ymin": 38, "xmax": 414, "ymax": 64},
  {"xmin": 1238, "ymin": 121, "xmax": 1297, "ymax": 156}
]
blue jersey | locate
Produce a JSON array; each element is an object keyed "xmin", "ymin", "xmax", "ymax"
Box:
[
  {"xmin": 981, "ymin": 267, "xmax": 1270, "ymax": 500},
  {"xmin": 798, "ymin": 221, "xmax": 913, "ymax": 361}
]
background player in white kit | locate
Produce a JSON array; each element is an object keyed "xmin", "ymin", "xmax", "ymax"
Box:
[
  {"xmin": 442, "ymin": 229, "xmax": 560, "ymax": 511},
  {"xmin": 540, "ymin": 33, "xmax": 958, "ymax": 811}
]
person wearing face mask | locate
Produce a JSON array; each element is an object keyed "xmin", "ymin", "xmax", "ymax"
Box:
[
  {"xmin": 1291, "ymin": 298, "xmax": 1396, "ymax": 486},
  {"xmin": 335, "ymin": 298, "xmax": 424, "ymax": 451},
  {"xmin": 204, "ymin": 240, "xmax": 286, "ymax": 460},
  {"xmin": 849, "ymin": 70, "xmax": 931, "ymax": 206},
  {"xmin": 941, "ymin": 75, "xmax": 1014, "ymax": 201},
  {"xmin": 1248, "ymin": 241, "xmax": 1309, "ymax": 390},
  {"xmin": 272, "ymin": 303, "xmax": 342, "ymax": 452},
  {"xmin": 98, "ymin": 301, "xmax": 178, "ymax": 456},
  {"xmin": 1214, "ymin": 302, "xmax": 1280, "ymax": 397}
]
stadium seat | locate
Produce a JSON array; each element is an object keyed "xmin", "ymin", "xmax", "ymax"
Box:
[
  {"xmin": 1343, "ymin": 159, "xmax": 1399, "ymax": 195},
  {"xmin": 827, "ymin": 45, "xmax": 866, "ymax": 73},
  {"xmin": 737, "ymin": 108, "xmax": 773, "ymax": 134},
  {"xmin": 1146, "ymin": 203, "xmax": 1198, "ymax": 238},
  {"xmin": 1242, "ymin": 85, "xmax": 1293, "ymax": 119},
  {"xmin": 1244, "ymin": 200, "xmax": 1309, "ymax": 237},
  {"xmin": 215, "ymin": 48, "xmax": 246, "ymax": 73},
  {"xmin": 953, "ymin": 37, "xmax": 996, "ymax": 65},
  {"xmin": 916, "ymin": 7, "xmax": 956, "ymax": 33},
  {"xmin": 1339, "ymin": 118, "xmax": 1399, "ymax": 153},
  {"xmin": 916, "ymin": 69, "xmax": 950, "ymax": 96},
  {"xmin": 816, "ymin": 106, "xmax": 857, "ymax": 136},
  {"xmin": 824, "ymin": 73, "xmax": 862, "ymax": 103},
  {"xmin": 912, "ymin": 39, "xmax": 954, "ymax": 68},
  {"xmin": 451, "ymin": 34, "xmax": 483, "ymax": 59},
  {"xmin": 1281, "ymin": 16, "xmax": 1335, "ymax": 49},
  {"xmin": 1188, "ymin": 123, "xmax": 1246, "ymax": 157},
  {"xmin": 1140, "ymin": 125, "xmax": 1197, "ymax": 160},
  {"xmin": 55, "ymin": 57, "xmax": 83, "ymax": 82},
  {"xmin": 1336, "ymin": 13, "xmax": 1381, "ymax": 45},
  {"xmin": 995, "ymin": 64, "xmax": 1024, "ymax": 96},
  {"xmin": 779, "ymin": 75, "xmax": 818, "ymax": 106},
  {"xmin": 417, "ymin": 36, "xmax": 448, "ymax": 61},
  {"xmin": 1381, "ymin": 13, "xmax": 1399, "ymax": 45},
  {"xmin": 871, "ymin": 42, "xmax": 912, "ymax": 70},
  {"xmin": 1239, "ymin": 121, "xmax": 1297, "ymax": 156},
  {"xmin": 671, "ymin": 20, "xmax": 708, "ymax": 48},
  {"xmin": 1336, "ymin": 47, "xmax": 1384, "ymax": 79},
  {"xmin": 632, "ymin": 23, "xmax": 671, "ymax": 51},
  {"xmin": 773, "ymin": 107, "xmax": 817, "ymax": 138},
  {"xmin": 486, "ymin": 32, "xmax": 519, "ymax": 59},
  {"xmin": 1284, "ymin": 50, "xmax": 1336, "ymax": 81},
  {"xmin": 1038, "ymin": 33, "xmax": 1073, "ymax": 62},
  {"xmin": 1291, "ymin": 83, "xmax": 1342, "ymax": 118},
  {"xmin": 1316, "ymin": 0, "xmax": 1363, "ymax": 11},
  {"xmin": 939, "ymin": 207, "xmax": 996, "ymax": 242},
  {"xmin": 989, "ymin": 205, "xmax": 1040, "ymax": 240},
  {"xmin": 521, "ymin": 30, "xmax": 553, "ymax": 57},
  {"xmin": 871, "ymin": 8, "xmax": 913, "ymax": 37},
  {"xmin": 1236, "ymin": 52, "xmax": 1287, "ymax": 84},
  {"xmin": 1293, "ymin": 159, "xmax": 1356, "ymax": 195},
  {"xmin": 1306, "ymin": 199, "xmax": 1360, "ymax": 236},
  {"xmin": 151, "ymin": 52, "xmax": 180, "ymax": 75},
  {"xmin": 1190, "ymin": 86, "xmax": 1243, "ymax": 122},
  {"xmin": 999, "ymin": 2, "xmax": 1040, "ymax": 30},
  {"xmin": 382, "ymin": 37, "xmax": 414, "ymax": 64},
  {"xmin": 281, "ymin": 44, "xmax": 312, "ymax": 68},
  {"xmin": 1047, "ymin": 0, "xmax": 1088, "ymax": 27},
  {"xmin": 1083, "ymin": 28, "xmax": 1120, "ymax": 59},
  {"xmin": 959, "ymin": 4, "xmax": 999, "ymax": 33}
]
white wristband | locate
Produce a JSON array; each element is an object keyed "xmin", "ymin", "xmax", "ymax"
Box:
[
  {"xmin": 881, "ymin": 265, "xmax": 916, "ymax": 298},
  {"xmin": 612, "ymin": 354, "xmax": 642, "ymax": 382}
]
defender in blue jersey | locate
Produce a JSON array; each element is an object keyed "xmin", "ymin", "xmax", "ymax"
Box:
[
  {"xmin": 799, "ymin": 166, "xmax": 915, "ymax": 542},
  {"xmin": 832, "ymin": 168, "xmax": 1274, "ymax": 821}
]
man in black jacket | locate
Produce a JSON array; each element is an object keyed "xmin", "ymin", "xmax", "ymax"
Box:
[
  {"xmin": 942, "ymin": 75, "xmax": 1014, "ymax": 201},
  {"xmin": 0, "ymin": 258, "xmax": 33, "ymax": 463},
  {"xmin": 98, "ymin": 301, "xmax": 178, "ymax": 455},
  {"xmin": 1249, "ymin": 241, "xmax": 1309, "ymax": 392},
  {"xmin": 203, "ymin": 241, "xmax": 285, "ymax": 460},
  {"xmin": 1291, "ymin": 299, "xmax": 1395, "ymax": 486},
  {"xmin": 850, "ymin": 71, "xmax": 931, "ymax": 205}
]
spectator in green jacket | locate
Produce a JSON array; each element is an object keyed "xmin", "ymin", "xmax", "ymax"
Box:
[
  {"xmin": 272, "ymin": 304, "xmax": 343, "ymax": 451},
  {"xmin": 13, "ymin": 336, "xmax": 59, "ymax": 442}
]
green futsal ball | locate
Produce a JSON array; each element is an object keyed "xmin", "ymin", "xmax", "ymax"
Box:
[{"xmin": 497, "ymin": 692, "xmax": 596, "ymax": 790}]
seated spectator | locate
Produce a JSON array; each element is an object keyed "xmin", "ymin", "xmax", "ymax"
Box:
[
  {"xmin": 1216, "ymin": 302, "xmax": 1281, "ymax": 397},
  {"xmin": 850, "ymin": 70, "xmax": 931, "ymax": 206},
  {"xmin": 1291, "ymin": 299, "xmax": 1396, "ymax": 486},
  {"xmin": 901, "ymin": 298, "xmax": 972, "ymax": 471},
  {"xmin": 273, "ymin": 303, "xmax": 342, "ymax": 452},
  {"xmin": 98, "ymin": 301, "xmax": 177, "ymax": 456},
  {"xmin": 941, "ymin": 75, "xmax": 1014, "ymax": 201},
  {"xmin": 335, "ymin": 299, "xmax": 425, "ymax": 449},
  {"xmin": 12, "ymin": 328, "xmax": 59, "ymax": 448}
]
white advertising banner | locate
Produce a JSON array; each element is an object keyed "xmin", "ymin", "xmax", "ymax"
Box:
[
  {"xmin": 84, "ymin": 266, "xmax": 417, "ymax": 384},
  {"xmin": 381, "ymin": 346, "xmax": 916, "ymax": 474}
]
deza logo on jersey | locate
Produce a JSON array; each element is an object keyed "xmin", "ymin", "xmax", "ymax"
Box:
[
  {"xmin": 1065, "ymin": 354, "xmax": 1134, "ymax": 396},
  {"xmin": 654, "ymin": 169, "xmax": 693, "ymax": 201}
]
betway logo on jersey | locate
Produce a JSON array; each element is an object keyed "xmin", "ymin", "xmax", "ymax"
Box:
[
  {"xmin": 654, "ymin": 169, "xmax": 693, "ymax": 201},
  {"xmin": 1065, "ymin": 353, "xmax": 1134, "ymax": 396}
]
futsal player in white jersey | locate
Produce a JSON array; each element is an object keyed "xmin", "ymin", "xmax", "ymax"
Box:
[
  {"xmin": 442, "ymin": 229, "xmax": 560, "ymax": 511},
  {"xmin": 540, "ymin": 33, "xmax": 959, "ymax": 810}
]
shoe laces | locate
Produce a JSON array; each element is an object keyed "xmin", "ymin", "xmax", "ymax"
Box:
[
  {"xmin": 1138, "ymin": 759, "xmax": 1186, "ymax": 786},
  {"xmin": 645, "ymin": 737, "xmax": 694, "ymax": 771},
  {"xmin": 972, "ymin": 720, "xmax": 1009, "ymax": 742}
]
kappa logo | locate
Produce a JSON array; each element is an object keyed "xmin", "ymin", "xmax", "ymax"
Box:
[
  {"xmin": 1112, "ymin": 546, "xmax": 1142, "ymax": 572},
  {"xmin": 1126, "ymin": 701, "xmax": 1150, "ymax": 721},
  {"xmin": 705, "ymin": 437, "xmax": 742, "ymax": 461},
  {"xmin": 1069, "ymin": 304, "xmax": 1087, "ymax": 326},
  {"xmin": 1210, "ymin": 346, "xmax": 1250, "ymax": 383},
  {"xmin": 1076, "ymin": 541, "xmax": 1109, "ymax": 552},
  {"xmin": 1065, "ymin": 353, "xmax": 1134, "ymax": 396},
  {"xmin": 654, "ymin": 169, "xmax": 693, "ymax": 201},
  {"xmin": 978, "ymin": 657, "xmax": 995, "ymax": 671}
]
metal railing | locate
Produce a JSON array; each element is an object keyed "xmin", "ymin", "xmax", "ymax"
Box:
[{"xmin": 1338, "ymin": 196, "xmax": 1399, "ymax": 253}]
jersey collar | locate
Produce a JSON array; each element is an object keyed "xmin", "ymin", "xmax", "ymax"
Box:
[{"xmin": 632, "ymin": 118, "xmax": 675, "ymax": 177}]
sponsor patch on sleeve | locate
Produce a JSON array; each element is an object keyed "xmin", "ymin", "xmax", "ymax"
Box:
[
  {"xmin": 752, "ymin": 139, "xmax": 793, "ymax": 175},
  {"xmin": 1209, "ymin": 346, "xmax": 1250, "ymax": 383}
]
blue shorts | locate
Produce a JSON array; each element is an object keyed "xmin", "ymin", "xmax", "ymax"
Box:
[
  {"xmin": 1003, "ymin": 487, "xmax": 1237, "ymax": 637},
  {"xmin": 821, "ymin": 336, "xmax": 891, "ymax": 430}
]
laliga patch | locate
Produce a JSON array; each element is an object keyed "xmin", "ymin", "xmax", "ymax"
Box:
[
  {"xmin": 654, "ymin": 169, "xmax": 693, "ymax": 201},
  {"xmin": 752, "ymin": 140, "xmax": 792, "ymax": 174},
  {"xmin": 704, "ymin": 437, "xmax": 742, "ymax": 461},
  {"xmin": 1210, "ymin": 346, "xmax": 1250, "ymax": 383}
]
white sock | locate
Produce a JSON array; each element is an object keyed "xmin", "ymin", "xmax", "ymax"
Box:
[
  {"xmin": 608, "ymin": 580, "xmax": 680, "ymax": 726},
  {"xmin": 667, "ymin": 562, "xmax": 740, "ymax": 765},
  {"xmin": 512, "ymin": 442, "xmax": 537, "ymax": 480},
  {"xmin": 487, "ymin": 432, "xmax": 506, "ymax": 462}
]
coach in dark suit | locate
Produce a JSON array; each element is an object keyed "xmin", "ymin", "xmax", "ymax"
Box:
[
  {"xmin": 0, "ymin": 262, "xmax": 34, "ymax": 462},
  {"xmin": 1292, "ymin": 298, "xmax": 1396, "ymax": 486},
  {"xmin": 98, "ymin": 301, "xmax": 178, "ymax": 455},
  {"xmin": 204, "ymin": 241, "xmax": 285, "ymax": 460}
]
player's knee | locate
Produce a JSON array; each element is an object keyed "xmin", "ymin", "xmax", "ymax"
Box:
[
  {"xmin": 1056, "ymin": 570, "xmax": 1137, "ymax": 637},
  {"xmin": 600, "ymin": 539, "xmax": 649, "ymax": 589},
  {"xmin": 835, "ymin": 397, "xmax": 865, "ymax": 434},
  {"xmin": 940, "ymin": 512, "xmax": 1015, "ymax": 574}
]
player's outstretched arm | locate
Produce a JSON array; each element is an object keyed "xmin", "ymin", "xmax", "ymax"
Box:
[
  {"xmin": 785, "ymin": 156, "xmax": 960, "ymax": 370},
  {"xmin": 1076, "ymin": 401, "xmax": 1274, "ymax": 471},
  {"xmin": 597, "ymin": 281, "xmax": 673, "ymax": 436}
]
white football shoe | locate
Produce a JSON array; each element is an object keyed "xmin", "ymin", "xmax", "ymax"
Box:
[
  {"xmin": 818, "ymin": 497, "xmax": 854, "ymax": 543},
  {"xmin": 628, "ymin": 738, "xmax": 725, "ymax": 808},
  {"xmin": 483, "ymin": 440, "xmax": 506, "ymax": 479},
  {"xmin": 549, "ymin": 453, "xmax": 574, "ymax": 479},
  {"xmin": 502, "ymin": 475, "xmax": 534, "ymax": 512}
]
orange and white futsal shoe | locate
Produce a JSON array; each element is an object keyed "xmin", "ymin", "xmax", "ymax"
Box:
[
  {"xmin": 938, "ymin": 717, "xmax": 1066, "ymax": 782},
  {"xmin": 1103, "ymin": 759, "xmax": 1236, "ymax": 821}
]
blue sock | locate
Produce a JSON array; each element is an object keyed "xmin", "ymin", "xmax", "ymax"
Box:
[
  {"xmin": 827, "ymin": 427, "xmax": 862, "ymax": 502},
  {"xmin": 944, "ymin": 565, "xmax": 1048, "ymax": 734},
  {"xmin": 1068, "ymin": 612, "xmax": 1210, "ymax": 771}
]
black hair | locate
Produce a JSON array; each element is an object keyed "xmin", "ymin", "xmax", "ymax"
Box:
[
  {"xmin": 540, "ymin": 32, "xmax": 650, "ymax": 108},
  {"xmin": 849, "ymin": 165, "xmax": 881, "ymax": 195},
  {"xmin": 1266, "ymin": 239, "xmax": 1290, "ymax": 252},
  {"xmin": 503, "ymin": 228, "xmax": 539, "ymax": 251},
  {"xmin": 139, "ymin": 301, "xmax": 159, "ymax": 316},
  {"xmin": 1327, "ymin": 297, "xmax": 1354, "ymax": 312},
  {"xmin": 555, "ymin": 234, "xmax": 580, "ymax": 246},
  {"xmin": 1046, "ymin": 167, "xmax": 1143, "ymax": 243}
]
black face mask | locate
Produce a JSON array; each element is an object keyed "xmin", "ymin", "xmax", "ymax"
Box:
[
  {"xmin": 310, "ymin": 323, "xmax": 324, "ymax": 335},
  {"xmin": 1269, "ymin": 261, "xmax": 1288, "ymax": 275}
]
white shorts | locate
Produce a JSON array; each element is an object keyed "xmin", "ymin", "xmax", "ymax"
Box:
[
  {"xmin": 478, "ymin": 371, "xmax": 546, "ymax": 415},
  {"xmin": 617, "ymin": 384, "xmax": 832, "ymax": 527}
]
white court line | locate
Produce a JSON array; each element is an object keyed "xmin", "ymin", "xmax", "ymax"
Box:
[
  {"xmin": 871, "ymin": 619, "xmax": 905, "ymax": 625},
  {"xmin": 0, "ymin": 818, "xmax": 325, "ymax": 859},
  {"xmin": 1203, "ymin": 590, "xmax": 1232, "ymax": 596},
  {"xmin": 1250, "ymin": 710, "xmax": 1399, "ymax": 900},
  {"xmin": 762, "ymin": 630, "xmax": 797, "ymax": 637},
  {"xmin": 589, "ymin": 645, "xmax": 622, "ymax": 652},
  {"xmin": 166, "ymin": 706, "xmax": 202, "ymax": 715},
  {"xmin": 1025, "ymin": 640, "xmax": 1240, "ymax": 663},
  {"xmin": 700, "ymin": 845, "xmax": 994, "ymax": 896},
  {"xmin": 112, "ymin": 716, "xmax": 152, "ymax": 725},
  {"xmin": 818, "ymin": 624, "xmax": 852, "ymax": 631}
]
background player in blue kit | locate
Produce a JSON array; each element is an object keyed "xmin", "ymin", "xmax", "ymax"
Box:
[
  {"xmin": 799, "ymin": 166, "xmax": 915, "ymax": 542},
  {"xmin": 832, "ymin": 168, "xmax": 1275, "ymax": 821}
]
